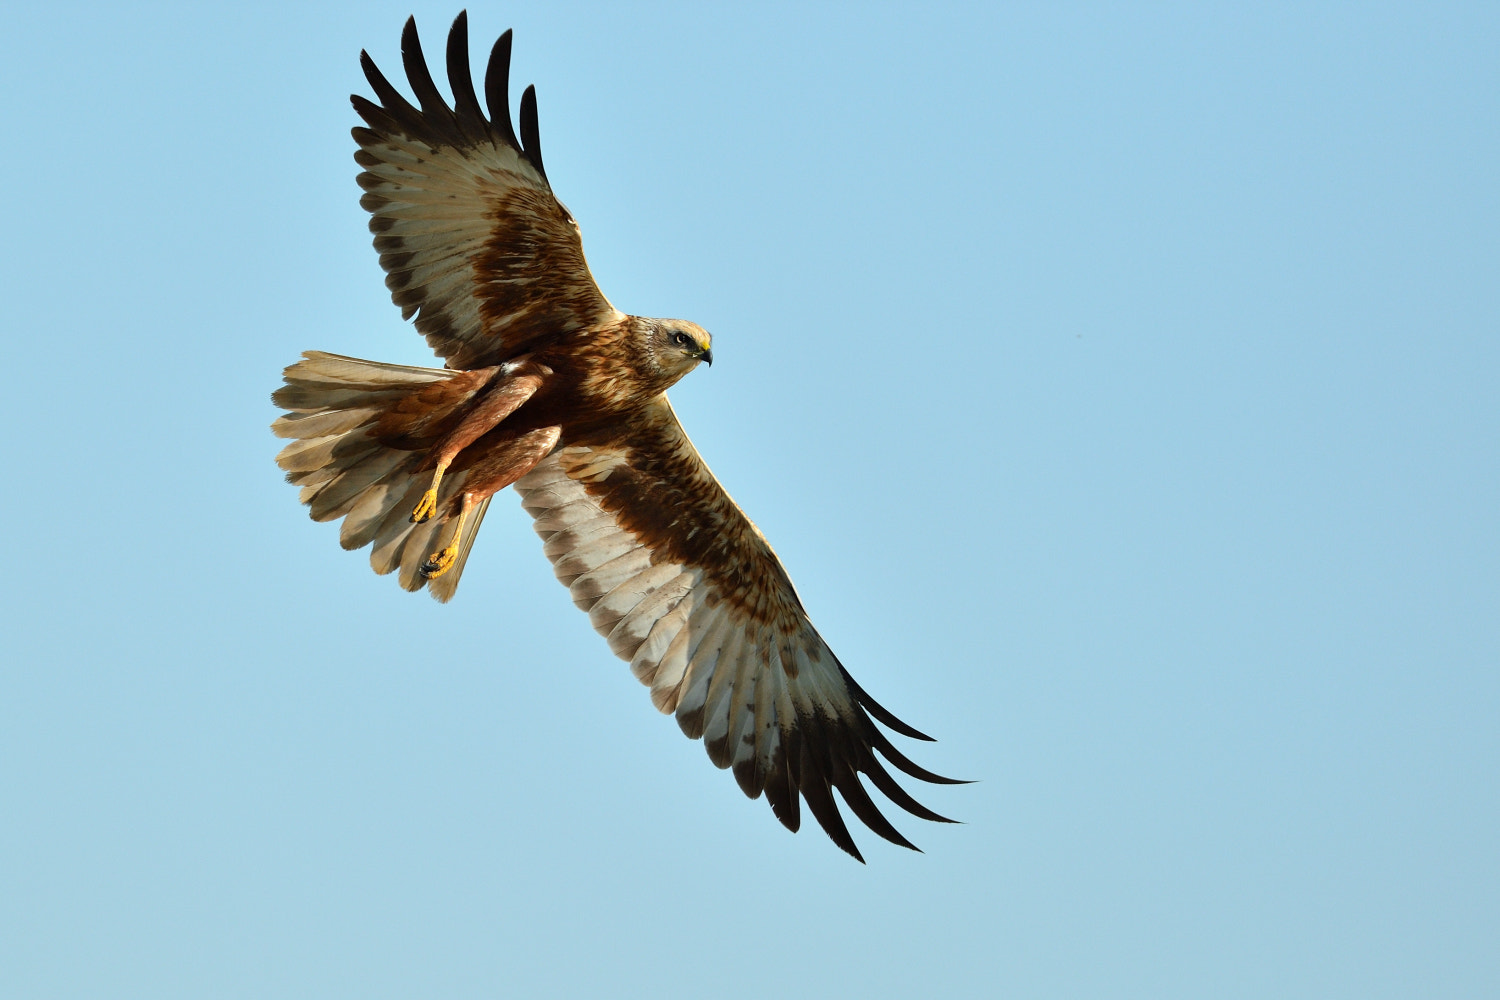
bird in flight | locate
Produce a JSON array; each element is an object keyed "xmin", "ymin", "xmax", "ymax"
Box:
[{"xmin": 272, "ymin": 12, "xmax": 962, "ymax": 860}]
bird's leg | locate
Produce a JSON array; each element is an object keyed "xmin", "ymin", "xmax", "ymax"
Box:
[
  {"xmin": 416, "ymin": 425, "xmax": 562, "ymax": 580},
  {"xmin": 420, "ymin": 491, "xmax": 477, "ymax": 580},
  {"xmin": 407, "ymin": 366, "xmax": 546, "ymax": 524},
  {"xmin": 410, "ymin": 464, "xmax": 447, "ymax": 524}
]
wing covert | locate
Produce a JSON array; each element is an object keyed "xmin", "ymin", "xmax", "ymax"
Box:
[
  {"xmin": 352, "ymin": 13, "xmax": 623, "ymax": 370},
  {"xmin": 513, "ymin": 396, "xmax": 963, "ymax": 861}
]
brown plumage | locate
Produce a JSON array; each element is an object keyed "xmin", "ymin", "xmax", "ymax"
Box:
[{"xmin": 271, "ymin": 12, "xmax": 964, "ymax": 860}]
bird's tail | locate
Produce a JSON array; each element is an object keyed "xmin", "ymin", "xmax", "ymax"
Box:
[{"xmin": 271, "ymin": 350, "xmax": 492, "ymax": 601}]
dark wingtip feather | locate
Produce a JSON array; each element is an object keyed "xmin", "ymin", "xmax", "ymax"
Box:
[
  {"xmin": 446, "ymin": 11, "xmax": 488, "ymax": 139},
  {"xmin": 399, "ymin": 18, "xmax": 437, "ymax": 108},
  {"xmin": 863, "ymin": 755, "xmax": 961, "ymax": 825},
  {"xmin": 359, "ymin": 49, "xmax": 413, "ymax": 118},
  {"xmin": 866, "ymin": 722, "xmax": 972, "ymax": 786},
  {"xmin": 835, "ymin": 767, "xmax": 921, "ymax": 852},
  {"xmin": 765, "ymin": 753, "xmax": 801, "ymax": 833},
  {"xmin": 349, "ymin": 97, "xmax": 396, "ymax": 137},
  {"xmin": 483, "ymin": 29, "xmax": 520, "ymax": 150},
  {"xmin": 519, "ymin": 84, "xmax": 547, "ymax": 179},
  {"xmin": 840, "ymin": 664, "xmax": 936, "ymax": 741},
  {"xmin": 805, "ymin": 783, "xmax": 864, "ymax": 862}
]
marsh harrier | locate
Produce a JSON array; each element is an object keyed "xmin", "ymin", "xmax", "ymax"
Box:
[{"xmin": 272, "ymin": 13, "xmax": 961, "ymax": 860}]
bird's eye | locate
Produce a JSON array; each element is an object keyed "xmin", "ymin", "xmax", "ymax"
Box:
[{"xmin": 671, "ymin": 331, "xmax": 691, "ymax": 348}]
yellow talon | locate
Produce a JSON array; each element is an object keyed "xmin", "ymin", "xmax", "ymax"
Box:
[
  {"xmin": 419, "ymin": 497, "xmax": 470, "ymax": 581},
  {"xmin": 419, "ymin": 539, "xmax": 460, "ymax": 579},
  {"xmin": 410, "ymin": 488, "xmax": 439, "ymax": 524}
]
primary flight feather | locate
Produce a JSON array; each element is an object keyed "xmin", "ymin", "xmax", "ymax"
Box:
[{"xmin": 272, "ymin": 12, "xmax": 962, "ymax": 860}]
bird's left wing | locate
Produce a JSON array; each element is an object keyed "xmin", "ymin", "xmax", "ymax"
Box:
[
  {"xmin": 513, "ymin": 396, "xmax": 962, "ymax": 861},
  {"xmin": 352, "ymin": 14, "xmax": 623, "ymax": 370}
]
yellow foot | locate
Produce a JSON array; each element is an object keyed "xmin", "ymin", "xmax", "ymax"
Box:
[
  {"xmin": 410, "ymin": 488, "xmax": 439, "ymax": 524},
  {"xmin": 420, "ymin": 540, "xmax": 459, "ymax": 580}
]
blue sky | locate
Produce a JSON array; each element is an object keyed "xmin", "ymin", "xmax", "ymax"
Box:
[{"xmin": 2, "ymin": 2, "xmax": 1496, "ymax": 997}]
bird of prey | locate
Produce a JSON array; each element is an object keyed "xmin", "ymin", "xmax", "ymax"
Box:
[{"xmin": 271, "ymin": 12, "xmax": 961, "ymax": 860}]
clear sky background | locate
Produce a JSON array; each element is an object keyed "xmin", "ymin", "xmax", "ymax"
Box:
[{"xmin": 2, "ymin": 2, "xmax": 1496, "ymax": 997}]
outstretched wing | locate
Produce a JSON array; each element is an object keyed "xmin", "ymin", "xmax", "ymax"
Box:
[
  {"xmin": 513, "ymin": 396, "xmax": 963, "ymax": 861},
  {"xmin": 352, "ymin": 14, "xmax": 623, "ymax": 370}
]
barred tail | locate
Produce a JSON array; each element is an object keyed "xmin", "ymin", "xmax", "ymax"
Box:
[{"xmin": 271, "ymin": 351, "xmax": 491, "ymax": 601}]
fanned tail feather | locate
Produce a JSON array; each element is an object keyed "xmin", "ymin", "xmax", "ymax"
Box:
[{"xmin": 271, "ymin": 350, "xmax": 490, "ymax": 601}]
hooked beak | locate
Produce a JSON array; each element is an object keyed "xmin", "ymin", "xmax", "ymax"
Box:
[{"xmin": 699, "ymin": 347, "xmax": 713, "ymax": 367}]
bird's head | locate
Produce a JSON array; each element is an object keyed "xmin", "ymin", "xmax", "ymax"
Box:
[{"xmin": 637, "ymin": 317, "xmax": 713, "ymax": 387}]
